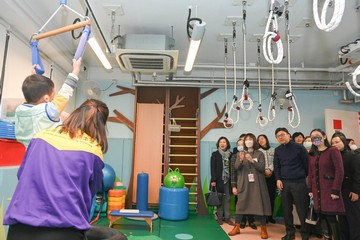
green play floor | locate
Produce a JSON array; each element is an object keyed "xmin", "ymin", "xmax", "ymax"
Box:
[{"xmin": 94, "ymin": 213, "xmax": 229, "ymax": 239}]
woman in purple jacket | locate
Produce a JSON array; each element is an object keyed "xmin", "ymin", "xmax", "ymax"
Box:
[
  {"xmin": 308, "ymin": 129, "xmax": 345, "ymax": 240},
  {"xmin": 4, "ymin": 99, "xmax": 109, "ymax": 240}
]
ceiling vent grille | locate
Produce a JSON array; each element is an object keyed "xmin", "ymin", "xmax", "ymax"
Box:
[{"xmin": 115, "ymin": 34, "xmax": 179, "ymax": 74}]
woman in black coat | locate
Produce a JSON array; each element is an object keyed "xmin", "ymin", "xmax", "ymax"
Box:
[
  {"xmin": 331, "ymin": 132, "xmax": 360, "ymax": 240},
  {"xmin": 210, "ymin": 136, "xmax": 234, "ymax": 226}
]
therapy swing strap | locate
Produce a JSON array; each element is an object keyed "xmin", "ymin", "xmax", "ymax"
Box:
[{"xmin": 30, "ymin": 0, "xmax": 91, "ymax": 75}]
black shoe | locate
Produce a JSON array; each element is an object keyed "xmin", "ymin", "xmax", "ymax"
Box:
[
  {"xmin": 249, "ymin": 221, "xmax": 257, "ymax": 230},
  {"xmin": 268, "ymin": 216, "xmax": 276, "ymax": 223},
  {"xmin": 217, "ymin": 218, "xmax": 223, "ymax": 225},
  {"xmin": 281, "ymin": 234, "xmax": 295, "ymax": 240},
  {"xmin": 240, "ymin": 221, "xmax": 246, "ymax": 229}
]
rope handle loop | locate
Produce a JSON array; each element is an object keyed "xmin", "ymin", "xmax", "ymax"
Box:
[{"xmin": 239, "ymin": 80, "xmax": 253, "ymax": 111}]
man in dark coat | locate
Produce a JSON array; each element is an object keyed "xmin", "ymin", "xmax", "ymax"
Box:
[{"xmin": 274, "ymin": 127, "xmax": 310, "ymax": 240}]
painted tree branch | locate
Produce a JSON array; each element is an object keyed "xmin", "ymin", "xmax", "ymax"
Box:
[
  {"xmin": 169, "ymin": 95, "xmax": 185, "ymax": 111},
  {"xmin": 109, "ymin": 85, "xmax": 135, "ymax": 97},
  {"xmin": 107, "ymin": 110, "xmax": 134, "ymax": 132},
  {"xmin": 200, "ymin": 103, "xmax": 226, "ymax": 139},
  {"xmin": 200, "ymin": 88, "xmax": 218, "ymax": 99}
]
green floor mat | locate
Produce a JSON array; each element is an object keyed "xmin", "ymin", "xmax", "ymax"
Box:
[
  {"xmin": 94, "ymin": 213, "xmax": 228, "ymax": 240},
  {"xmin": 158, "ymin": 214, "xmax": 228, "ymax": 240}
]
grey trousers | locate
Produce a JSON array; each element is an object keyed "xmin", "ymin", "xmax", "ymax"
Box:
[{"xmin": 217, "ymin": 181, "xmax": 231, "ymax": 220}]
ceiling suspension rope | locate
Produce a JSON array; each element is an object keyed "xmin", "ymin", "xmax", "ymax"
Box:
[
  {"xmin": 267, "ymin": 63, "xmax": 277, "ymax": 121},
  {"xmin": 284, "ymin": 1, "xmax": 301, "ymax": 128},
  {"xmin": 345, "ymin": 65, "xmax": 360, "ymax": 97},
  {"xmin": 227, "ymin": 21, "xmax": 241, "ymax": 125},
  {"xmin": 313, "ymin": 0, "xmax": 345, "ymax": 32},
  {"xmin": 223, "ymin": 38, "xmax": 235, "ymax": 128},
  {"xmin": 263, "ymin": 0, "xmax": 284, "ymax": 64},
  {"xmin": 238, "ymin": 0, "xmax": 253, "ymax": 111},
  {"xmin": 255, "ymin": 39, "xmax": 269, "ymax": 127}
]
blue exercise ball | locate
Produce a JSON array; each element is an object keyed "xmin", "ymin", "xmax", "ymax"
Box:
[{"xmin": 101, "ymin": 163, "xmax": 116, "ymax": 192}]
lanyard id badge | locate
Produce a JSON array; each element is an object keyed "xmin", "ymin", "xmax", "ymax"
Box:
[{"xmin": 248, "ymin": 173, "xmax": 255, "ymax": 182}]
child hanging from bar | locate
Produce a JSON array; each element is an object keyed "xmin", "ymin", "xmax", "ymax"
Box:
[{"xmin": 15, "ymin": 58, "xmax": 82, "ymax": 148}]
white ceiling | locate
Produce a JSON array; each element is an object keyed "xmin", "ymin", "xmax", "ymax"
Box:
[{"xmin": 1, "ymin": 0, "xmax": 360, "ymax": 88}]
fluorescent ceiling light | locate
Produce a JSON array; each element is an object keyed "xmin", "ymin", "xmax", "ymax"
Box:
[
  {"xmin": 184, "ymin": 21, "xmax": 206, "ymax": 72},
  {"xmin": 88, "ymin": 37, "xmax": 112, "ymax": 70}
]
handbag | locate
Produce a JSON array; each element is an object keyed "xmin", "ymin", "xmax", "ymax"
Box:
[
  {"xmin": 305, "ymin": 197, "xmax": 318, "ymax": 225},
  {"xmin": 205, "ymin": 186, "xmax": 223, "ymax": 206}
]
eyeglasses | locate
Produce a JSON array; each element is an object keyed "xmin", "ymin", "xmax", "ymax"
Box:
[{"xmin": 276, "ymin": 133, "xmax": 287, "ymax": 138}]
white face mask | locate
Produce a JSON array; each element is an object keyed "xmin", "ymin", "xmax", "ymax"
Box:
[
  {"xmin": 350, "ymin": 144, "xmax": 358, "ymax": 151},
  {"xmin": 303, "ymin": 141, "xmax": 312, "ymax": 149},
  {"xmin": 245, "ymin": 140, "xmax": 254, "ymax": 148},
  {"xmin": 237, "ymin": 146, "xmax": 244, "ymax": 152}
]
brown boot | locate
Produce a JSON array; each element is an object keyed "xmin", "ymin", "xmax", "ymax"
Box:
[
  {"xmin": 228, "ymin": 223, "xmax": 241, "ymax": 236},
  {"xmin": 260, "ymin": 225, "xmax": 268, "ymax": 239}
]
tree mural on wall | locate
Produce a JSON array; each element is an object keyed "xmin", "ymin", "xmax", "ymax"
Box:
[
  {"xmin": 107, "ymin": 85, "xmax": 135, "ymax": 131},
  {"xmin": 108, "ymin": 86, "xmax": 230, "ymax": 214},
  {"xmin": 108, "ymin": 86, "xmax": 230, "ymax": 137},
  {"xmin": 200, "ymin": 88, "xmax": 229, "ymax": 139}
]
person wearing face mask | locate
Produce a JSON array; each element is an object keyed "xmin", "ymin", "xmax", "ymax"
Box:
[
  {"xmin": 228, "ymin": 133, "xmax": 271, "ymax": 239},
  {"xmin": 308, "ymin": 129, "xmax": 345, "ymax": 240},
  {"xmin": 347, "ymin": 138, "xmax": 360, "ymax": 154},
  {"xmin": 273, "ymin": 127, "xmax": 310, "ymax": 240},
  {"xmin": 231, "ymin": 135, "xmax": 256, "ymax": 230},
  {"xmin": 331, "ymin": 132, "xmax": 360, "ymax": 240},
  {"xmin": 230, "ymin": 137, "xmax": 244, "ymax": 220},
  {"xmin": 302, "ymin": 135, "xmax": 323, "ymax": 239},
  {"xmin": 210, "ymin": 136, "xmax": 234, "ymax": 226},
  {"xmin": 257, "ymin": 134, "xmax": 276, "ymax": 224},
  {"xmin": 303, "ymin": 136, "xmax": 312, "ymax": 152}
]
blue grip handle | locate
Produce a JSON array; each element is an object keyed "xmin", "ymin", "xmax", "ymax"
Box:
[
  {"xmin": 74, "ymin": 24, "xmax": 91, "ymax": 61},
  {"xmin": 30, "ymin": 40, "xmax": 45, "ymax": 75}
]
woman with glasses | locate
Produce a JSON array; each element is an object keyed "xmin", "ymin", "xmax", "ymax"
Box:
[{"xmin": 308, "ymin": 129, "xmax": 345, "ymax": 240}]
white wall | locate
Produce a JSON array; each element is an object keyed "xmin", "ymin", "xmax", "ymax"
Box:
[{"xmin": 0, "ymin": 24, "xmax": 76, "ymax": 115}]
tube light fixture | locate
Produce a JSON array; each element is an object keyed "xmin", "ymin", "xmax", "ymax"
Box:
[
  {"xmin": 184, "ymin": 21, "xmax": 206, "ymax": 72},
  {"xmin": 88, "ymin": 37, "xmax": 112, "ymax": 70}
]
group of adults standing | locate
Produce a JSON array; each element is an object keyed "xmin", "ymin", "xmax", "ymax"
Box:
[{"xmin": 210, "ymin": 127, "xmax": 360, "ymax": 240}]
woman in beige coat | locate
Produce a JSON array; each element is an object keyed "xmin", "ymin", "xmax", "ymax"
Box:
[{"xmin": 228, "ymin": 133, "xmax": 272, "ymax": 239}]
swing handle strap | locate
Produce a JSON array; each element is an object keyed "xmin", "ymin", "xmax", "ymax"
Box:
[
  {"xmin": 31, "ymin": 40, "xmax": 45, "ymax": 75},
  {"xmin": 31, "ymin": 22, "xmax": 91, "ymax": 75},
  {"xmin": 74, "ymin": 24, "xmax": 91, "ymax": 60}
]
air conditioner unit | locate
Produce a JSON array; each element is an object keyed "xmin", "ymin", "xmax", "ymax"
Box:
[{"xmin": 115, "ymin": 34, "xmax": 179, "ymax": 74}]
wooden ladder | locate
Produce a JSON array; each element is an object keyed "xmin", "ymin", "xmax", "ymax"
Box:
[{"xmin": 162, "ymin": 88, "xmax": 206, "ymax": 214}]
